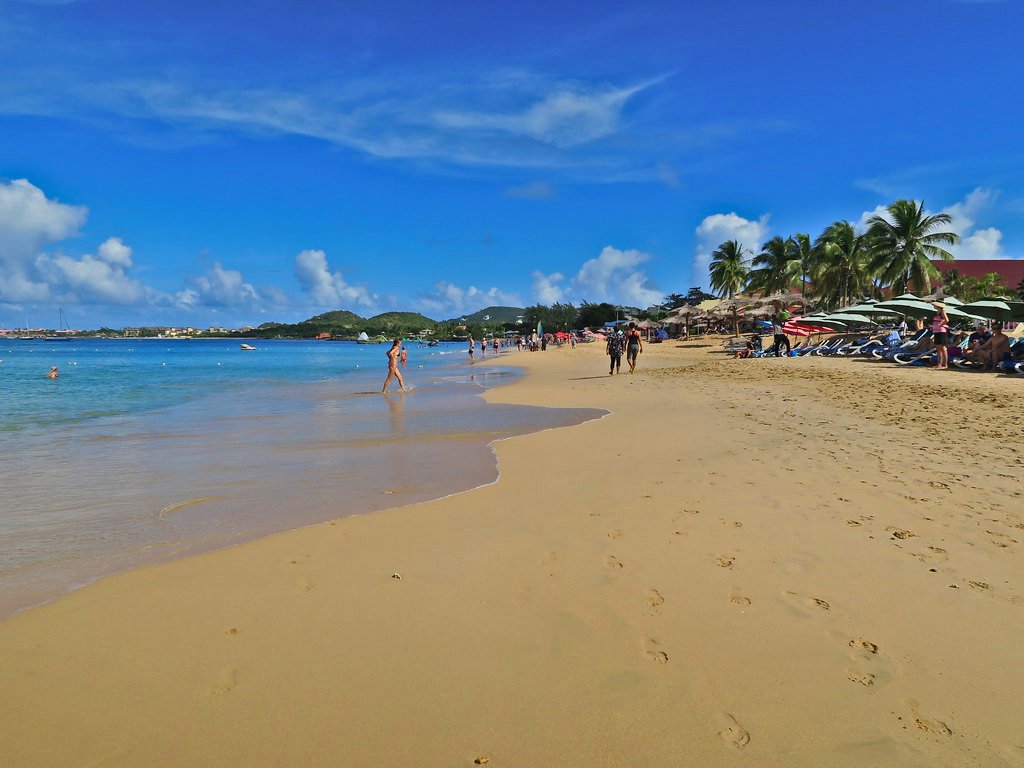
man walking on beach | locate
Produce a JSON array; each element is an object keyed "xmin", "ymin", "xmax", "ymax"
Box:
[
  {"xmin": 381, "ymin": 339, "xmax": 407, "ymax": 393},
  {"xmin": 606, "ymin": 330, "xmax": 624, "ymax": 375},
  {"xmin": 467, "ymin": 335, "xmax": 475, "ymax": 362}
]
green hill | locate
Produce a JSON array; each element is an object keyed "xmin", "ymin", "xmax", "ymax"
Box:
[
  {"xmin": 452, "ymin": 306, "xmax": 525, "ymax": 324},
  {"xmin": 368, "ymin": 311, "xmax": 438, "ymax": 329},
  {"xmin": 304, "ymin": 310, "xmax": 365, "ymax": 327}
]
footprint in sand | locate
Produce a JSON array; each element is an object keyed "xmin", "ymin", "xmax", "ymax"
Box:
[
  {"xmin": 715, "ymin": 555, "xmax": 735, "ymax": 569},
  {"xmin": 300, "ymin": 579, "xmax": 314, "ymax": 592},
  {"xmin": 224, "ymin": 627, "xmax": 240, "ymax": 636},
  {"xmin": 886, "ymin": 527, "xmax": 917, "ymax": 540},
  {"xmin": 607, "ymin": 529, "xmax": 623, "ymax": 540},
  {"xmin": 644, "ymin": 589, "xmax": 665, "ymax": 616},
  {"xmin": 717, "ymin": 713, "xmax": 750, "ymax": 748},
  {"xmin": 729, "ymin": 589, "xmax": 751, "ymax": 606},
  {"xmin": 846, "ymin": 519, "xmax": 862, "ymax": 527},
  {"xmin": 849, "ymin": 638, "xmax": 879, "ymax": 656},
  {"xmin": 606, "ymin": 555, "xmax": 624, "ymax": 569},
  {"xmin": 968, "ymin": 580, "xmax": 991, "ymax": 592},
  {"xmin": 907, "ymin": 700, "xmax": 953, "ymax": 737},
  {"xmin": 782, "ymin": 591, "xmax": 831, "ymax": 615},
  {"xmin": 211, "ymin": 669, "xmax": 237, "ymax": 695},
  {"xmin": 643, "ymin": 637, "xmax": 668, "ymax": 664},
  {"xmin": 846, "ymin": 671, "xmax": 876, "ymax": 687}
]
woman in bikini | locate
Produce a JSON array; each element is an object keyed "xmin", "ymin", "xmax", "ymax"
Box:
[
  {"xmin": 625, "ymin": 322, "xmax": 643, "ymax": 373},
  {"xmin": 381, "ymin": 339, "xmax": 407, "ymax": 393}
]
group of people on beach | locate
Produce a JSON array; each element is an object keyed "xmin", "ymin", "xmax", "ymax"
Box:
[{"xmin": 731, "ymin": 300, "xmax": 1021, "ymax": 372}]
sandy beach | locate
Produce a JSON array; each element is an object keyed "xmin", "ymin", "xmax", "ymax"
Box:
[{"xmin": 2, "ymin": 341, "xmax": 1022, "ymax": 767}]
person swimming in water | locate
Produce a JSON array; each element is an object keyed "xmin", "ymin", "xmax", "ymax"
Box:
[
  {"xmin": 381, "ymin": 339, "xmax": 407, "ymax": 393},
  {"xmin": 46, "ymin": 366, "xmax": 59, "ymax": 379}
]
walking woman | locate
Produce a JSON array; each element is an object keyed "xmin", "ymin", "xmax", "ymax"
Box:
[
  {"xmin": 625, "ymin": 322, "xmax": 643, "ymax": 373},
  {"xmin": 381, "ymin": 339, "xmax": 407, "ymax": 393},
  {"xmin": 931, "ymin": 302, "xmax": 950, "ymax": 370}
]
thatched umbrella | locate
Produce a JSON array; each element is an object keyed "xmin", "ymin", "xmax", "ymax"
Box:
[
  {"xmin": 752, "ymin": 292, "xmax": 811, "ymax": 309},
  {"xmin": 664, "ymin": 305, "xmax": 705, "ymax": 340},
  {"xmin": 742, "ymin": 305, "xmax": 775, "ymax": 319},
  {"xmin": 708, "ymin": 298, "xmax": 753, "ymax": 336}
]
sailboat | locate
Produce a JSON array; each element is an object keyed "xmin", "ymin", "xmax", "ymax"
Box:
[
  {"xmin": 17, "ymin": 315, "xmax": 35, "ymax": 340},
  {"xmin": 44, "ymin": 307, "xmax": 73, "ymax": 341},
  {"xmin": 356, "ymin": 331, "xmax": 382, "ymax": 344}
]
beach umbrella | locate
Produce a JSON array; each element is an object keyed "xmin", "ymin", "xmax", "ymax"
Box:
[
  {"xmin": 753, "ymin": 292, "xmax": 811, "ymax": 309},
  {"xmin": 664, "ymin": 305, "xmax": 705, "ymax": 339},
  {"xmin": 814, "ymin": 312, "xmax": 877, "ymax": 329},
  {"xmin": 872, "ymin": 298, "xmax": 936, "ymax": 317},
  {"xmin": 708, "ymin": 298, "xmax": 753, "ymax": 336},
  {"xmin": 959, "ymin": 298, "xmax": 1024, "ymax": 322}
]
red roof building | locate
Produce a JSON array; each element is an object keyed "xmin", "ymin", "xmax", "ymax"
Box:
[{"xmin": 931, "ymin": 259, "xmax": 1024, "ymax": 291}]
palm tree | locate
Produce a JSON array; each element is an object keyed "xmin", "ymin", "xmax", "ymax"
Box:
[
  {"xmin": 708, "ymin": 240, "xmax": 750, "ymax": 298},
  {"xmin": 748, "ymin": 236, "xmax": 799, "ymax": 295},
  {"xmin": 811, "ymin": 221, "xmax": 873, "ymax": 309},
  {"xmin": 788, "ymin": 233, "xmax": 812, "ymax": 297},
  {"xmin": 865, "ymin": 200, "xmax": 959, "ymax": 294}
]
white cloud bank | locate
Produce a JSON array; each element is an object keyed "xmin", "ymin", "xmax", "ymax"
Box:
[
  {"xmin": 175, "ymin": 262, "xmax": 260, "ymax": 309},
  {"xmin": 692, "ymin": 212, "xmax": 770, "ymax": 282},
  {"xmin": 294, "ymin": 249, "xmax": 374, "ymax": 308},
  {"xmin": 0, "ymin": 179, "xmax": 151, "ymax": 305},
  {"xmin": 417, "ymin": 282, "xmax": 521, "ymax": 318},
  {"xmin": 859, "ymin": 187, "xmax": 1012, "ymax": 261},
  {"xmin": 530, "ymin": 246, "xmax": 663, "ymax": 309}
]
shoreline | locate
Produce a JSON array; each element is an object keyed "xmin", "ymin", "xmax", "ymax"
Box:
[
  {"xmin": 1, "ymin": 351, "xmax": 602, "ymax": 620},
  {"xmin": 2, "ymin": 342, "xmax": 1021, "ymax": 767}
]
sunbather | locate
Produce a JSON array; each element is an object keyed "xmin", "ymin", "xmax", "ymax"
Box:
[{"xmin": 975, "ymin": 323, "xmax": 1011, "ymax": 371}]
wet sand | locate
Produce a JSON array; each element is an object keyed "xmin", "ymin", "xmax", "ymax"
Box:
[{"xmin": 1, "ymin": 341, "xmax": 1022, "ymax": 766}]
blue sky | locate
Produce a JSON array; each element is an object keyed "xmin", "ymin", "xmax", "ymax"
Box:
[{"xmin": 1, "ymin": 0, "xmax": 1021, "ymax": 328}]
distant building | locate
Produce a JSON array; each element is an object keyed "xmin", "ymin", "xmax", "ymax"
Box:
[{"xmin": 931, "ymin": 259, "xmax": 1024, "ymax": 291}]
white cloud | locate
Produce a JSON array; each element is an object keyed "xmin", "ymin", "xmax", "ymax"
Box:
[
  {"xmin": 941, "ymin": 188, "xmax": 1008, "ymax": 260},
  {"xmin": 573, "ymin": 246, "xmax": 662, "ymax": 307},
  {"xmin": 693, "ymin": 212, "xmax": 770, "ymax": 276},
  {"xmin": 434, "ymin": 81, "xmax": 650, "ymax": 148},
  {"xmin": 532, "ymin": 270, "xmax": 565, "ymax": 304},
  {"xmin": 96, "ymin": 236, "xmax": 133, "ymax": 268},
  {"xmin": 175, "ymin": 262, "xmax": 259, "ymax": 308},
  {"xmin": 417, "ymin": 281, "xmax": 521, "ymax": 318},
  {"xmin": 858, "ymin": 188, "xmax": 1011, "ymax": 261},
  {"xmin": 294, "ymin": 249, "xmax": 374, "ymax": 307},
  {"xmin": 0, "ymin": 178, "xmax": 88, "ymax": 302},
  {"xmin": 5, "ymin": 73, "xmax": 669, "ymax": 174},
  {"xmin": 44, "ymin": 243, "xmax": 145, "ymax": 305}
]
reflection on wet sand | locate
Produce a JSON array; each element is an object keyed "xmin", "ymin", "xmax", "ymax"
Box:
[{"xmin": 0, "ymin": 370, "xmax": 603, "ymax": 618}]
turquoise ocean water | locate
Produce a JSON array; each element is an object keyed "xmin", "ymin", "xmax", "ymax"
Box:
[{"xmin": 0, "ymin": 339, "xmax": 601, "ymax": 617}]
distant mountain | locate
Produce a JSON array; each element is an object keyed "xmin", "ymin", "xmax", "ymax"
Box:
[
  {"xmin": 368, "ymin": 311, "xmax": 438, "ymax": 328},
  {"xmin": 451, "ymin": 306, "xmax": 525, "ymax": 324},
  {"xmin": 304, "ymin": 310, "xmax": 365, "ymax": 327}
]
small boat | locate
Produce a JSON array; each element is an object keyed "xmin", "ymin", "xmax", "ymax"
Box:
[
  {"xmin": 356, "ymin": 331, "xmax": 382, "ymax": 344},
  {"xmin": 240, "ymin": 343, "xmax": 256, "ymax": 351}
]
